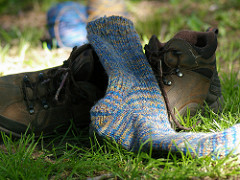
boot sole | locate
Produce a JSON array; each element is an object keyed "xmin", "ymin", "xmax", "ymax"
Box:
[
  {"xmin": 0, "ymin": 126, "xmax": 22, "ymax": 137},
  {"xmin": 0, "ymin": 115, "xmax": 28, "ymax": 137},
  {"xmin": 208, "ymin": 95, "xmax": 224, "ymax": 113}
]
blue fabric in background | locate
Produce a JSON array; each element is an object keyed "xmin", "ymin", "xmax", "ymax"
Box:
[{"xmin": 47, "ymin": 1, "xmax": 88, "ymax": 48}]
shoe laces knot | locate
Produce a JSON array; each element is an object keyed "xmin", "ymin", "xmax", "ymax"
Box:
[{"xmin": 22, "ymin": 46, "xmax": 88, "ymax": 115}]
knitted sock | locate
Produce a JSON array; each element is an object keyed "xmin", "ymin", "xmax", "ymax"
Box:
[
  {"xmin": 87, "ymin": 16, "xmax": 240, "ymax": 158},
  {"xmin": 47, "ymin": 2, "xmax": 88, "ymax": 48}
]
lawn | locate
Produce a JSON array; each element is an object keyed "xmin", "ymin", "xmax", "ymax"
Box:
[{"xmin": 0, "ymin": 0, "xmax": 239, "ymax": 179}]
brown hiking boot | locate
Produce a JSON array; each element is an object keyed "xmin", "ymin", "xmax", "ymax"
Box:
[
  {"xmin": 144, "ymin": 28, "xmax": 223, "ymax": 129},
  {"xmin": 0, "ymin": 44, "xmax": 107, "ymax": 137}
]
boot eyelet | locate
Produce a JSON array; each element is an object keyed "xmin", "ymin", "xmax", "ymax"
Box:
[
  {"xmin": 43, "ymin": 104, "xmax": 49, "ymax": 109},
  {"xmin": 167, "ymin": 81, "xmax": 172, "ymax": 86},
  {"xmin": 29, "ymin": 109, "xmax": 34, "ymax": 114},
  {"xmin": 163, "ymin": 78, "xmax": 168, "ymax": 85},
  {"xmin": 176, "ymin": 68, "xmax": 183, "ymax": 77},
  {"xmin": 28, "ymin": 104, "xmax": 34, "ymax": 114},
  {"xmin": 177, "ymin": 72, "xmax": 183, "ymax": 77},
  {"xmin": 38, "ymin": 73, "xmax": 44, "ymax": 81},
  {"xmin": 163, "ymin": 78, "xmax": 172, "ymax": 86},
  {"xmin": 23, "ymin": 75, "xmax": 29, "ymax": 83},
  {"xmin": 42, "ymin": 99, "xmax": 49, "ymax": 109}
]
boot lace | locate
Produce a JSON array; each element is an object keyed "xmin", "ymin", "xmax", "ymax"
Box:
[{"xmin": 22, "ymin": 45, "xmax": 92, "ymax": 114}]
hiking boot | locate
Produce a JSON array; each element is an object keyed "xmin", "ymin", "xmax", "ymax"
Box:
[
  {"xmin": 0, "ymin": 44, "xmax": 107, "ymax": 137},
  {"xmin": 145, "ymin": 28, "xmax": 223, "ymax": 129}
]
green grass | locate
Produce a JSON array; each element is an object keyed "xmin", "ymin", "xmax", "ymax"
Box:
[{"xmin": 0, "ymin": 0, "xmax": 240, "ymax": 179}]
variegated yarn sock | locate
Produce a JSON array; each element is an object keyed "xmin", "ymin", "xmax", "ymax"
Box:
[{"xmin": 87, "ymin": 16, "xmax": 240, "ymax": 158}]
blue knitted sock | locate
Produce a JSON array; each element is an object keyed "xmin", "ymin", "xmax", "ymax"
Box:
[
  {"xmin": 47, "ymin": 2, "xmax": 88, "ymax": 48},
  {"xmin": 87, "ymin": 16, "xmax": 240, "ymax": 158},
  {"xmin": 87, "ymin": 16, "xmax": 172, "ymax": 149}
]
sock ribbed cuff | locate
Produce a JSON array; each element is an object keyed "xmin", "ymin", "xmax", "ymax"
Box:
[
  {"xmin": 87, "ymin": 16, "xmax": 135, "ymax": 38},
  {"xmin": 86, "ymin": 16, "xmax": 158, "ymax": 86}
]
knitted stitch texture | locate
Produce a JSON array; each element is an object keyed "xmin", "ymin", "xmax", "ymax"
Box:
[{"xmin": 87, "ymin": 16, "xmax": 240, "ymax": 158}]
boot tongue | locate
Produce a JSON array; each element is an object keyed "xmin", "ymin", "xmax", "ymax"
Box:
[
  {"xmin": 172, "ymin": 30, "xmax": 217, "ymax": 59},
  {"xmin": 72, "ymin": 48, "xmax": 94, "ymax": 81},
  {"xmin": 66, "ymin": 44, "xmax": 95, "ymax": 82},
  {"xmin": 173, "ymin": 30, "xmax": 198, "ymax": 45}
]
